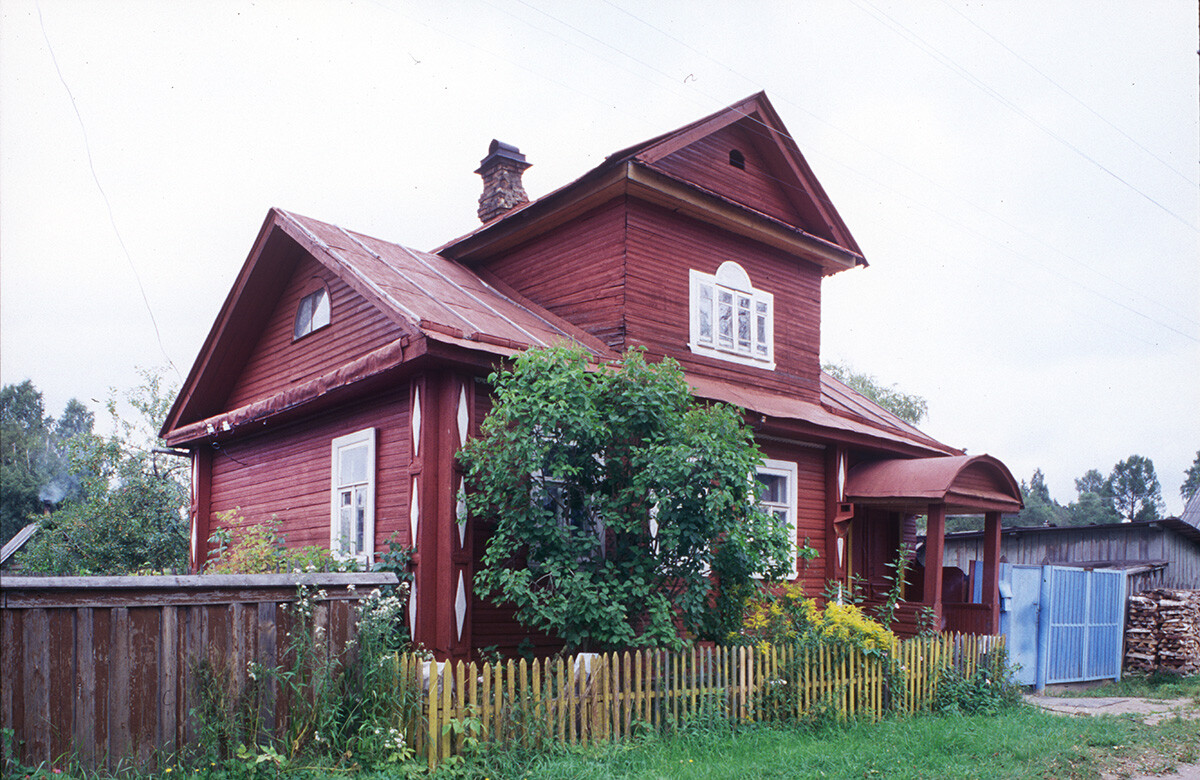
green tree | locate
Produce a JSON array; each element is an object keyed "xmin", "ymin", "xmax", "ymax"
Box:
[
  {"xmin": 1181, "ymin": 450, "xmax": 1200, "ymax": 503},
  {"xmin": 1, "ymin": 381, "xmax": 94, "ymax": 545},
  {"xmin": 1107, "ymin": 455, "xmax": 1163, "ymax": 523},
  {"xmin": 822, "ymin": 363, "xmax": 928, "ymax": 425},
  {"xmin": 18, "ymin": 369, "xmax": 187, "ymax": 574},
  {"xmin": 1066, "ymin": 468, "xmax": 1119, "ymax": 526},
  {"xmin": 459, "ymin": 347, "xmax": 791, "ymax": 652},
  {"xmin": 1010, "ymin": 468, "xmax": 1069, "ymax": 527}
]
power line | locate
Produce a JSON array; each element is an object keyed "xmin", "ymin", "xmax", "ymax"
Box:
[
  {"xmin": 851, "ymin": 0, "xmax": 1197, "ymax": 232},
  {"xmin": 36, "ymin": 2, "xmax": 185, "ymax": 384},
  {"xmin": 935, "ymin": 0, "xmax": 1198, "ymax": 189},
  {"xmin": 544, "ymin": 0, "xmax": 1198, "ymax": 336}
]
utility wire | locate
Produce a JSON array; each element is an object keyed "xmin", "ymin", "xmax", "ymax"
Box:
[
  {"xmin": 517, "ymin": 0, "xmax": 1198, "ymax": 336},
  {"xmin": 851, "ymin": 0, "xmax": 1197, "ymax": 232},
  {"xmin": 36, "ymin": 2, "xmax": 181, "ymax": 381},
  {"xmin": 935, "ymin": 0, "xmax": 1198, "ymax": 189}
]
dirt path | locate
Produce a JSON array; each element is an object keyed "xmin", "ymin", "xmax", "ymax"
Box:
[{"xmin": 1025, "ymin": 694, "xmax": 1200, "ymax": 779}]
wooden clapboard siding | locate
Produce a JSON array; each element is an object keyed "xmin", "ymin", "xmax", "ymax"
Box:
[
  {"xmin": 475, "ymin": 198, "xmax": 627, "ymax": 349},
  {"xmin": 625, "ymin": 199, "xmax": 822, "ymax": 400},
  {"xmin": 208, "ymin": 385, "xmax": 411, "ymax": 556},
  {"xmin": 225, "ymin": 254, "xmax": 406, "ymax": 409},
  {"xmin": 651, "ymin": 121, "xmax": 808, "ymax": 229},
  {"xmin": 760, "ymin": 442, "xmax": 828, "ymax": 595}
]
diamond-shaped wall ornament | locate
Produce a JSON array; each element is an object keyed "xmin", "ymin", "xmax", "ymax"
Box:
[
  {"xmin": 410, "ymin": 478, "xmax": 420, "ymax": 542},
  {"xmin": 455, "ymin": 571, "xmax": 467, "ymax": 641},
  {"xmin": 456, "ymin": 386, "xmax": 469, "ymax": 448},
  {"xmin": 411, "ymin": 385, "xmax": 421, "ymax": 456},
  {"xmin": 837, "ymin": 453, "xmax": 846, "ymax": 502},
  {"xmin": 837, "ymin": 536, "xmax": 844, "ymax": 567},
  {"xmin": 409, "ymin": 580, "xmax": 418, "ymax": 637},
  {"xmin": 456, "ymin": 481, "xmax": 467, "ymax": 548}
]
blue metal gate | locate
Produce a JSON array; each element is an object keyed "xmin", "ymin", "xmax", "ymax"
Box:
[{"xmin": 1000, "ymin": 564, "xmax": 1126, "ymax": 689}]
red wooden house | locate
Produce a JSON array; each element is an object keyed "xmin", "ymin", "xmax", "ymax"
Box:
[{"xmin": 161, "ymin": 93, "xmax": 1022, "ymax": 661}]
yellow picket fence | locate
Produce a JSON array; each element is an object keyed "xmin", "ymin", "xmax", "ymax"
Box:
[{"xmin": 406, "ymin": 632, "xmax": 1003, "ymax": 770}]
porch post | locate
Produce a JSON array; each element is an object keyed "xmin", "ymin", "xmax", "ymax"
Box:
[
  {"xmin": 923, "ymin": 503, "xmax": 945, "ymax": 626},
  {"xmin": 982, "ymin": 511, "xmax": 1002, "ymax": 634}
]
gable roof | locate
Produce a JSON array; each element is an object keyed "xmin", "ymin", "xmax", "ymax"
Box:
[
  {"xmin": 162, "ymin": 208, "xmax": 614, "ymax": 439},
  {"xmin": 440, "ymin": 93, "xmax": 865, "ymax": 276}
]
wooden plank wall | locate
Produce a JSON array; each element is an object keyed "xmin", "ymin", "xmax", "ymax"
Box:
[
  {"xmin": 943, "ymin": 525, "xmax": 1200, "ymax": 591},
  {"xmin": 207, "ymin": 385, "xmax": 411, "ymax": 554},
  {"xmin": 625, "ymin": 199, "xmax": 823, "ymax": 402},
  {"xmin": 0, "ymin": 573, "xmax": 395, "ymax": 772},
  {"xmin": 224, "ymin": 254, "xmax": 408, "ymax": 409}
]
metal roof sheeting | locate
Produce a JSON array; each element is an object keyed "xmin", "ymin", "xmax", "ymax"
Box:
[{"xmin": 278, "ymin": 209, "xmax": 612, "ymax": 359}]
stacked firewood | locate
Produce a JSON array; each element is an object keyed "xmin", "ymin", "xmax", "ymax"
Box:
[
  {"xmin": 1125, "ymin": 589, "xmax": 1200, "ymax": 674},
  {"xmin": 1123, "ymin": 593, "xmax": 1158, "ymax": 672}
]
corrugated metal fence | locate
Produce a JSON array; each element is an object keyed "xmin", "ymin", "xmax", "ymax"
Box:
[
  {"xmin": 0, "ymin": 573, "xmax": 396, "ymax": 771},
  {"xmin": 1001, "ymin": 564, "xmax": 1126, "ymax": 689}
]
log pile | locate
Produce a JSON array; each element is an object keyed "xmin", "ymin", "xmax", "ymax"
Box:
[{"xmin": 1125, "ymin": 589, "xmax": 1199, "ymax": 674}]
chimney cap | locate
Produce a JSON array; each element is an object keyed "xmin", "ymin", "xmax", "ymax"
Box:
[{"xmin": 475, "ymin": 139, "xmax": 530, "ymax": 173}]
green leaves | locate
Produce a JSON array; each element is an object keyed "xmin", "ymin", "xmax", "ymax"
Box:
[{"xmin": 460, "ymin": 346, "xmax": 787, "ymax": 651}]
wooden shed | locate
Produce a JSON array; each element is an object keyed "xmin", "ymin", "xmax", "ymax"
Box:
[
  {"xmin": 161, "ymin": 93, "xmax": 1021, "ymax": 660},
  {"xmin": 942, "ymin": 513, "xmax": 1200, "ymax": 595}
]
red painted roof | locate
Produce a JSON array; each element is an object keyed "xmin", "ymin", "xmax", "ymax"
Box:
[
  {"xmin": 844, "ymin": 454, "xmax": 1023, "ymax": 513},
  {"xmin": 686, "ymin": 373, "xmax": 958, "ymax": 457},
  {"xmin": 277, "ymin": 209, "xmax": 614, "ymax": 358}
]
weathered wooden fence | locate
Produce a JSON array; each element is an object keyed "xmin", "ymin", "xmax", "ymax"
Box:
[
  {"xmin": 0, "ymin": 572, "xmax": 398, "ymax": 771},
  {"xmin": 416, "ymin": 632, "xmax": 1004, "ymax": 770},
  {"xmin": 2, "ymin": 575, "xmax": 1003, "ymax": 773}
]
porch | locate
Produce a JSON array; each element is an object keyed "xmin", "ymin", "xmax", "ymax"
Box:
[{"xmin": 840, "ymin": 454, "xmax": 1024, "ymax": 637}]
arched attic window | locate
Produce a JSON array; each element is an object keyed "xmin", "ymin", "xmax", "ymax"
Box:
[
  {"xmin": 729, "ymin": 149, "xmax": 745, "ymax": 169},
  {"xmin": 689, "ymin": 261, "xmax": 774, "ymax": 369},
  {"xmin": 294, "ymin": 284, "xmax": 331, "ymax": 340}
]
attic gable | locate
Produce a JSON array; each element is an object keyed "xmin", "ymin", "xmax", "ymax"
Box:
[
  {"xmin": 630, "ymin": 94, "xmax": 858, "ymax": 254},
  {"xmin": 162, "ymin": 208, "xmax": 613, "ymax": 441},
  {"xmin": 442, "ymin": 93, "xmax": 864, "ymax": 276}
]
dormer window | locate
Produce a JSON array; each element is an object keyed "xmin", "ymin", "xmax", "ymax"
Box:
[
  {"xmin": 689, "ymin": 262, "xmax": 774, "ymax": 368},
  {"xmin": 294, "ymin": 287, "xmax": 331, "ymax": 340}
]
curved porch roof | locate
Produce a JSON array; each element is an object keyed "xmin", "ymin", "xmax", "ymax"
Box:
[{"xmin": 844, "ymin": 454, "xmax": 1023, "ymax": 514}]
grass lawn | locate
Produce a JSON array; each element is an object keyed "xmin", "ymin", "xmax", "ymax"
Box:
[
  {"xmin": 1050, "ymin": 672, "xmax": 1200, "ymax": 702},
  {"xmin": 468, "ymin": 705, "xmax": 1200, "ymax": 780}
]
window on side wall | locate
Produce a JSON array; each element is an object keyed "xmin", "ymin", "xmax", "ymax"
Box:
[
  {"xmin": 331, "ymin": 428, "xmax": 375, "ymax": 565},
  {"xmin": 294, "ymin": 286, "xmax": 331, "ymax": 340},
  {"xmin": 689, "ymin": 261, "xmax": 774, "ymax": 369},
  {"xmin": 757, "ymin": 458, "xmax": 798, "ymax": 578}
]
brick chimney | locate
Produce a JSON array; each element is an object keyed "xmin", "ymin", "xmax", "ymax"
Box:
[{"xmin": 475, "ymin": 139, "xmax": 531, "ymax": 223}]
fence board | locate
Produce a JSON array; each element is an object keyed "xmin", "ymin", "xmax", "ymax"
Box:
[{"xmin": 1, "ymin": 573, "xmax": 396, "ymax": 770}]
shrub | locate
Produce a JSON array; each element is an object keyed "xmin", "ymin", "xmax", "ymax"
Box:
[
  {"xmin": 932, "ymin": 647, "xmax": 1022, "ymax": 715},
  {"xmin": 205, "ymin": 512, "xmax": 348, "ymax": 574},
  {"xmin": 737, "ymin": 583, "xmax": 895, "ymax": 658}
]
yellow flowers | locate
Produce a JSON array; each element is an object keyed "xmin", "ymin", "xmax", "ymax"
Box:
[{"xmin": 737, "ymin": 586, "xmax": 895, "ymax": 656}]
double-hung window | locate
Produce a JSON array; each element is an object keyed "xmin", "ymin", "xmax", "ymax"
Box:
[
  {"xmin": 330, "ymin": 428, "xmax": 375, "ymax": 564},
  {"xmin": 689, "ymin": 261, "xmax": 774, "ymax": 368},
  {"xmin": 756, "ymin": 458, "xmax": 798, "ymax": 578}
]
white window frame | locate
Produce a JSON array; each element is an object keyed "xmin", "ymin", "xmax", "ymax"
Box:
[
  {"xmin": 689, "ymin": 262, "xmax": 774, "ymax": 370},
  {"xmin": 294, "ymin": 286, "xmax": 331, "ymax": 341},
  {"xmin": 757, "ymin": 458, "xmax": 798, "ymax": 579},
  {"xmin": 330, "ymin": 428, "xmax": 376, "ymax": 566}
]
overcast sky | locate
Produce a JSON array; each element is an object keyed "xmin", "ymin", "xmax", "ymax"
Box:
[{"xmin": 2, "ymin": 1, "xmax": 1197, "ymax": 514}]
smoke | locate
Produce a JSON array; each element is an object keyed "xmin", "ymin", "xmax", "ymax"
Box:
[{"xmin": 39, "ymin": 474, "xmax": 81, "ymax": 506}]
